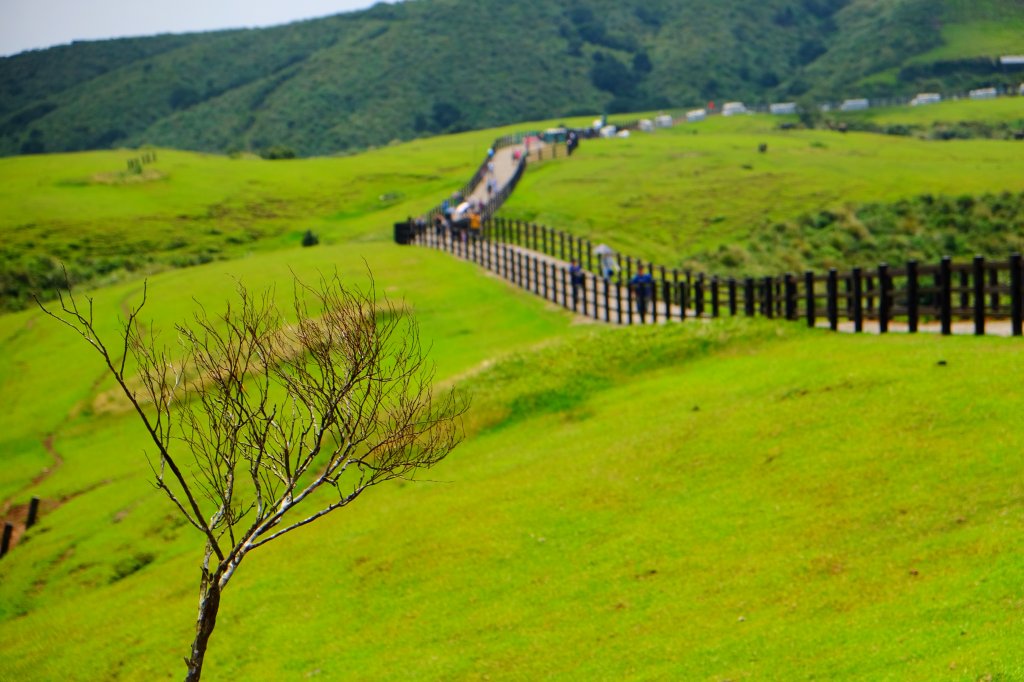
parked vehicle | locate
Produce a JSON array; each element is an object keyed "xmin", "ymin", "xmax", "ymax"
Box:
[
  {"xmin": 910, "ymin": 93, "xmax": 941, "ymax": 106},
  {"xmin": 722, "ymin": 101, "xmax": 748, "ymax": 116},
  {"xmin": 840, "ymin": 98, "xmax": 870, "ymax": 111}
]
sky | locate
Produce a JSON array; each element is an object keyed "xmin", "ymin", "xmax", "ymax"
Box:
[{"xmin": 0, "ymin": 0, "xmax": 390, "ymax": 57}]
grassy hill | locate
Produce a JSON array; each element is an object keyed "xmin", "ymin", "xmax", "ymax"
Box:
[
  {"xmin": 2, "ymin": 0, "xmax": 1023, "ymax": 158},
  {"xmin": 2, "ymin": 99, "xmax": 1024, "ymax": 680},
  {"xmin": 500, "ymin": 102, "xmax": 1024, "ymax": 275},
  {"xmin": 0, "ymin": 122, "xmax": 537, "ymax": 312},
  {"xmin": 4, "ymin": 100, "xmax": 1022, "ymax": 308},
  {"xmin": 2, "ymin": 256, "xmax": 1023, "ymax": 679}
]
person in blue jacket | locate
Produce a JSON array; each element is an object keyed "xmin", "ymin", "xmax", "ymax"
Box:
[
  {"xmin": 630, "ymin": 265, "xmax": 654, "ymax": 323},
  {"xmin": 569, "ymin": 259, "xmax": 585, "ymax": 309}
]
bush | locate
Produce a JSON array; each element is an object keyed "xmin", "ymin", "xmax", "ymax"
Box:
[
  {"xmin": 260, "ymin": 145, "xmax": 297, "ymax": 160},
  {"xmin": 301, "ymin": 230, "xmax": 320, "ymax": 247}
]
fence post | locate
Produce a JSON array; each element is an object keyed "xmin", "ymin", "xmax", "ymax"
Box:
[
  {"xmin": 1, "ymin": 523, "xmax": 12, "ymax": 558},
  {"xmin": 661, "ymin": 267, "xmax": 670, "ymax": 320},
  {"xmin": 744, "ymin": 278, "xmax": 754, "ymax": 317},
  {"xmin": 582, "ymin": 271, "xmax": 590, "ymax": 316},
  {"xmin": 940, "ymin": 256, "xmax": 952, "ymax": 336},
  {"xmin": 695, "ymin": 275, "xmax": 705, "ymax": 318},
  {"xmin": 571, "ymin": 268, "xmax": 579, "ymax": 312},
  {"xmin": 907, "ymin": 260, "xmax": 919, "ymax": 333},
  {"xmin": 728, "ymin": 278, "xmax": 738, "ymax": 317},
  {"xmin": 27, "ymin": 497, "xmax": 40, "ymax": 529},
  {"xmin": 663, "ymin": 280, "xmax": 672, "ymax": 322},
  {"xmin": 711, "ymin": 277, "xmax": 720, "ymax": 318},
  {"xmin": 852, "ymin": 267, "xmax": 863, "ymax": 332},
  {"xmin": 973, "ymin": 256, "xmax": 985, "ymax": 336},
  {"xmin": 784, "ymin": 273, "xmax": 796, "ymax": 320},
  {"xmin": 804, "ymin": 271, "xmax": 815, "ymax": 328},
  {"xmin": 827, "ymin": 269, "xmax": 838, "ymax": 331},
  {"xmin": 587, "ymin": 241, "xmax": 593, "ymax": 272},
  {"xmin": 616, "ymin": 281, "xmax": 623, "ymax": 324},
  {"xmin": 878, "ymin": 264, "xmax": 890, "ymax": 333},
  {"xmin": 1012, "ymin": 253, "xmax": 1023, "ymax": 337},
  {"xmin": 604, "ymin": 277, "xmax": 611, "ymax": 322},
  {"xmin": 559, "ymin": 232, "xmax": 566, "ymax": 261},
  {"xmin": 561, "ymin": 267, "xmax": 569, "ymax": 308},
  {"xmin": 763, "ymin": 277, "xmax": 773, "ymax": 319},
  {"xmin": 626, "ymin": 279, "xmax": 635, "ymax": 325}
]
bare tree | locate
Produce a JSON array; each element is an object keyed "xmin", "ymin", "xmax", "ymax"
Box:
[{"xmin": 39, "ymin": 272, "xmax": 467, "ymax": 681}]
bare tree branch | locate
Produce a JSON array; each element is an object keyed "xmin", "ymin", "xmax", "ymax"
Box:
[{"xmin": 40, "ymin": 269, "xmax": 467, "ymax": 682}]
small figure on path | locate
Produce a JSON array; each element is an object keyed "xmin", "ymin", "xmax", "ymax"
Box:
[
  {"xmin": 569, "ymin": 259, "xmax": 585, "ymax": 309},
  {"xmin": 630, "ymin": 264, "xmax": 654, "ymax": 323},
  {"xmin": 595, "ymin": 244, "xmax": 619, "ymax": 280},
  {"xmin": 566, "ymin": 129, "xmax": 579, "ymax": 156},
  {"xmin": 469, "ymin": 211, "xmax": 482, "ymax": 240},
  {"xmin": 433, "ymin": 213, "xmax": 447, "ymax": 238}
]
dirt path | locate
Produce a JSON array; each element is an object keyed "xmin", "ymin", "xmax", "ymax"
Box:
[{"xmin": 1, "ymin": 287, "xmax": 144, "ymax": 555}]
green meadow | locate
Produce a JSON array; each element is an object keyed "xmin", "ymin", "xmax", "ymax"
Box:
[
  {"xmin": 2, "ymin": 102, "xmax": 1024, "ymax": 680},
  {"xmin": 500, "ymin": 106, "xmax": 1024, "ymax": 273}
]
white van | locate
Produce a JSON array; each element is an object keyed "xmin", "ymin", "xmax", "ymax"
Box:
[
  {"xmin": 840, "ymin": 98, "xmax": 869, "ymax": 112},
  {"xmin": 910, "ymin": 93, "xmax": 941, "ymax": 106},
  {"xmin": 722, "ymin": 101, "xmax": 747, "ymax": 116}
]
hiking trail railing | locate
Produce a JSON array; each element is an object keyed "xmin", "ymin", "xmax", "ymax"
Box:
[
  {"xmin": 408, "ymin": 216, "xmax": 1023, "ymax": 336},
  {"xmin": 401, "ymin": 126, "xmax": 1023, "ymax": 337}
]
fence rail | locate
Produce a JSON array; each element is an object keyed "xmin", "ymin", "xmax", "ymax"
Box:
[{"xmin": 408, "ymin": 216, "xmax": 1023, "ymax": 337}]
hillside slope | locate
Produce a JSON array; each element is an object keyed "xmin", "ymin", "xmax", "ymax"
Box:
[{"xmin": 2, "ymin": 0, "xmax": 1022, "ymax": 157}]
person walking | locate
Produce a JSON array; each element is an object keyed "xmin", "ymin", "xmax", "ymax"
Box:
[
  {"xmin": 595, "ymin": 244, "xmax": 619, "ymax": 281},
  {"xmin": 630, "ymin": 264, "xmax": 654, "ymax": 323},
  {"xmin": 569, "ymin": 259, "xmax": 585, "ymax": 310}
]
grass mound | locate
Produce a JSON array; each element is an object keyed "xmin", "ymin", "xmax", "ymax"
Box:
[
  {"xmin": 500, "ymin": 108, "xmax": 1024, "ymax": 273},
  {"xmin": 3, "ymin": 312, "xmax": 1023, "ymax": 680}
]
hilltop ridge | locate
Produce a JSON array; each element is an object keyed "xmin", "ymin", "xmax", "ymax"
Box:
[{"xmin": 1, "ymin": 0, "xmax": 1022, "ymax": 157}]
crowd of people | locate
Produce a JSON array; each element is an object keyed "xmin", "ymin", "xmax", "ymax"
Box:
[{"xmin": 419, "ymin": 133, "xmax": 662, "ymax": 322}]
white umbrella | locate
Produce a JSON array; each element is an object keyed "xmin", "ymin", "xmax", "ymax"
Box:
[{"xmin": 594, "ymin": 243, "xmax": 614, "ymax": 256}]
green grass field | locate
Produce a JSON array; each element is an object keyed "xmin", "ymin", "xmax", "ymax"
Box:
[
  {"xmin": 2, "ymin": 103, "xmax": 1024, "ymax": 680},
  {"xmin": 500, "ymin": 106, "xmax": 1024, "ymax": 273}
]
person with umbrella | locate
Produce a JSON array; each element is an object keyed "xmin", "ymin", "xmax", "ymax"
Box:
[{"xmin": 595, "ymin": 244, "xmax": 619, "ymax": 280}]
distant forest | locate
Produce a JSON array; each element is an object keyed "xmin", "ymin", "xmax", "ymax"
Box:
[{"xmin": 2, "ymin": 0, "xmax": 1023, "ymax": 157}]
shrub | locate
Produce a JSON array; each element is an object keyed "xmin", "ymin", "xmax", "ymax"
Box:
[{"xmin": 260, "ymin": 145, "xmax": 297, "ymax": 160}]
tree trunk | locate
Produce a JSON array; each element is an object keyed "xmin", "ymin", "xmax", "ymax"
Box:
[{"xmin": 184, "ymin": 579, "xmax": 222, "ymax": 682}]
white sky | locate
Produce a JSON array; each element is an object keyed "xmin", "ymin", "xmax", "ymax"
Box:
[{"xmin": 0, "ymin": 1, "xmax": 390, "ymax": 57}]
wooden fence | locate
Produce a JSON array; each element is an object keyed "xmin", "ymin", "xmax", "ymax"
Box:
[{"xmin": 409, "ymin": 216, "xmax": 1023, "ymax": 336}]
